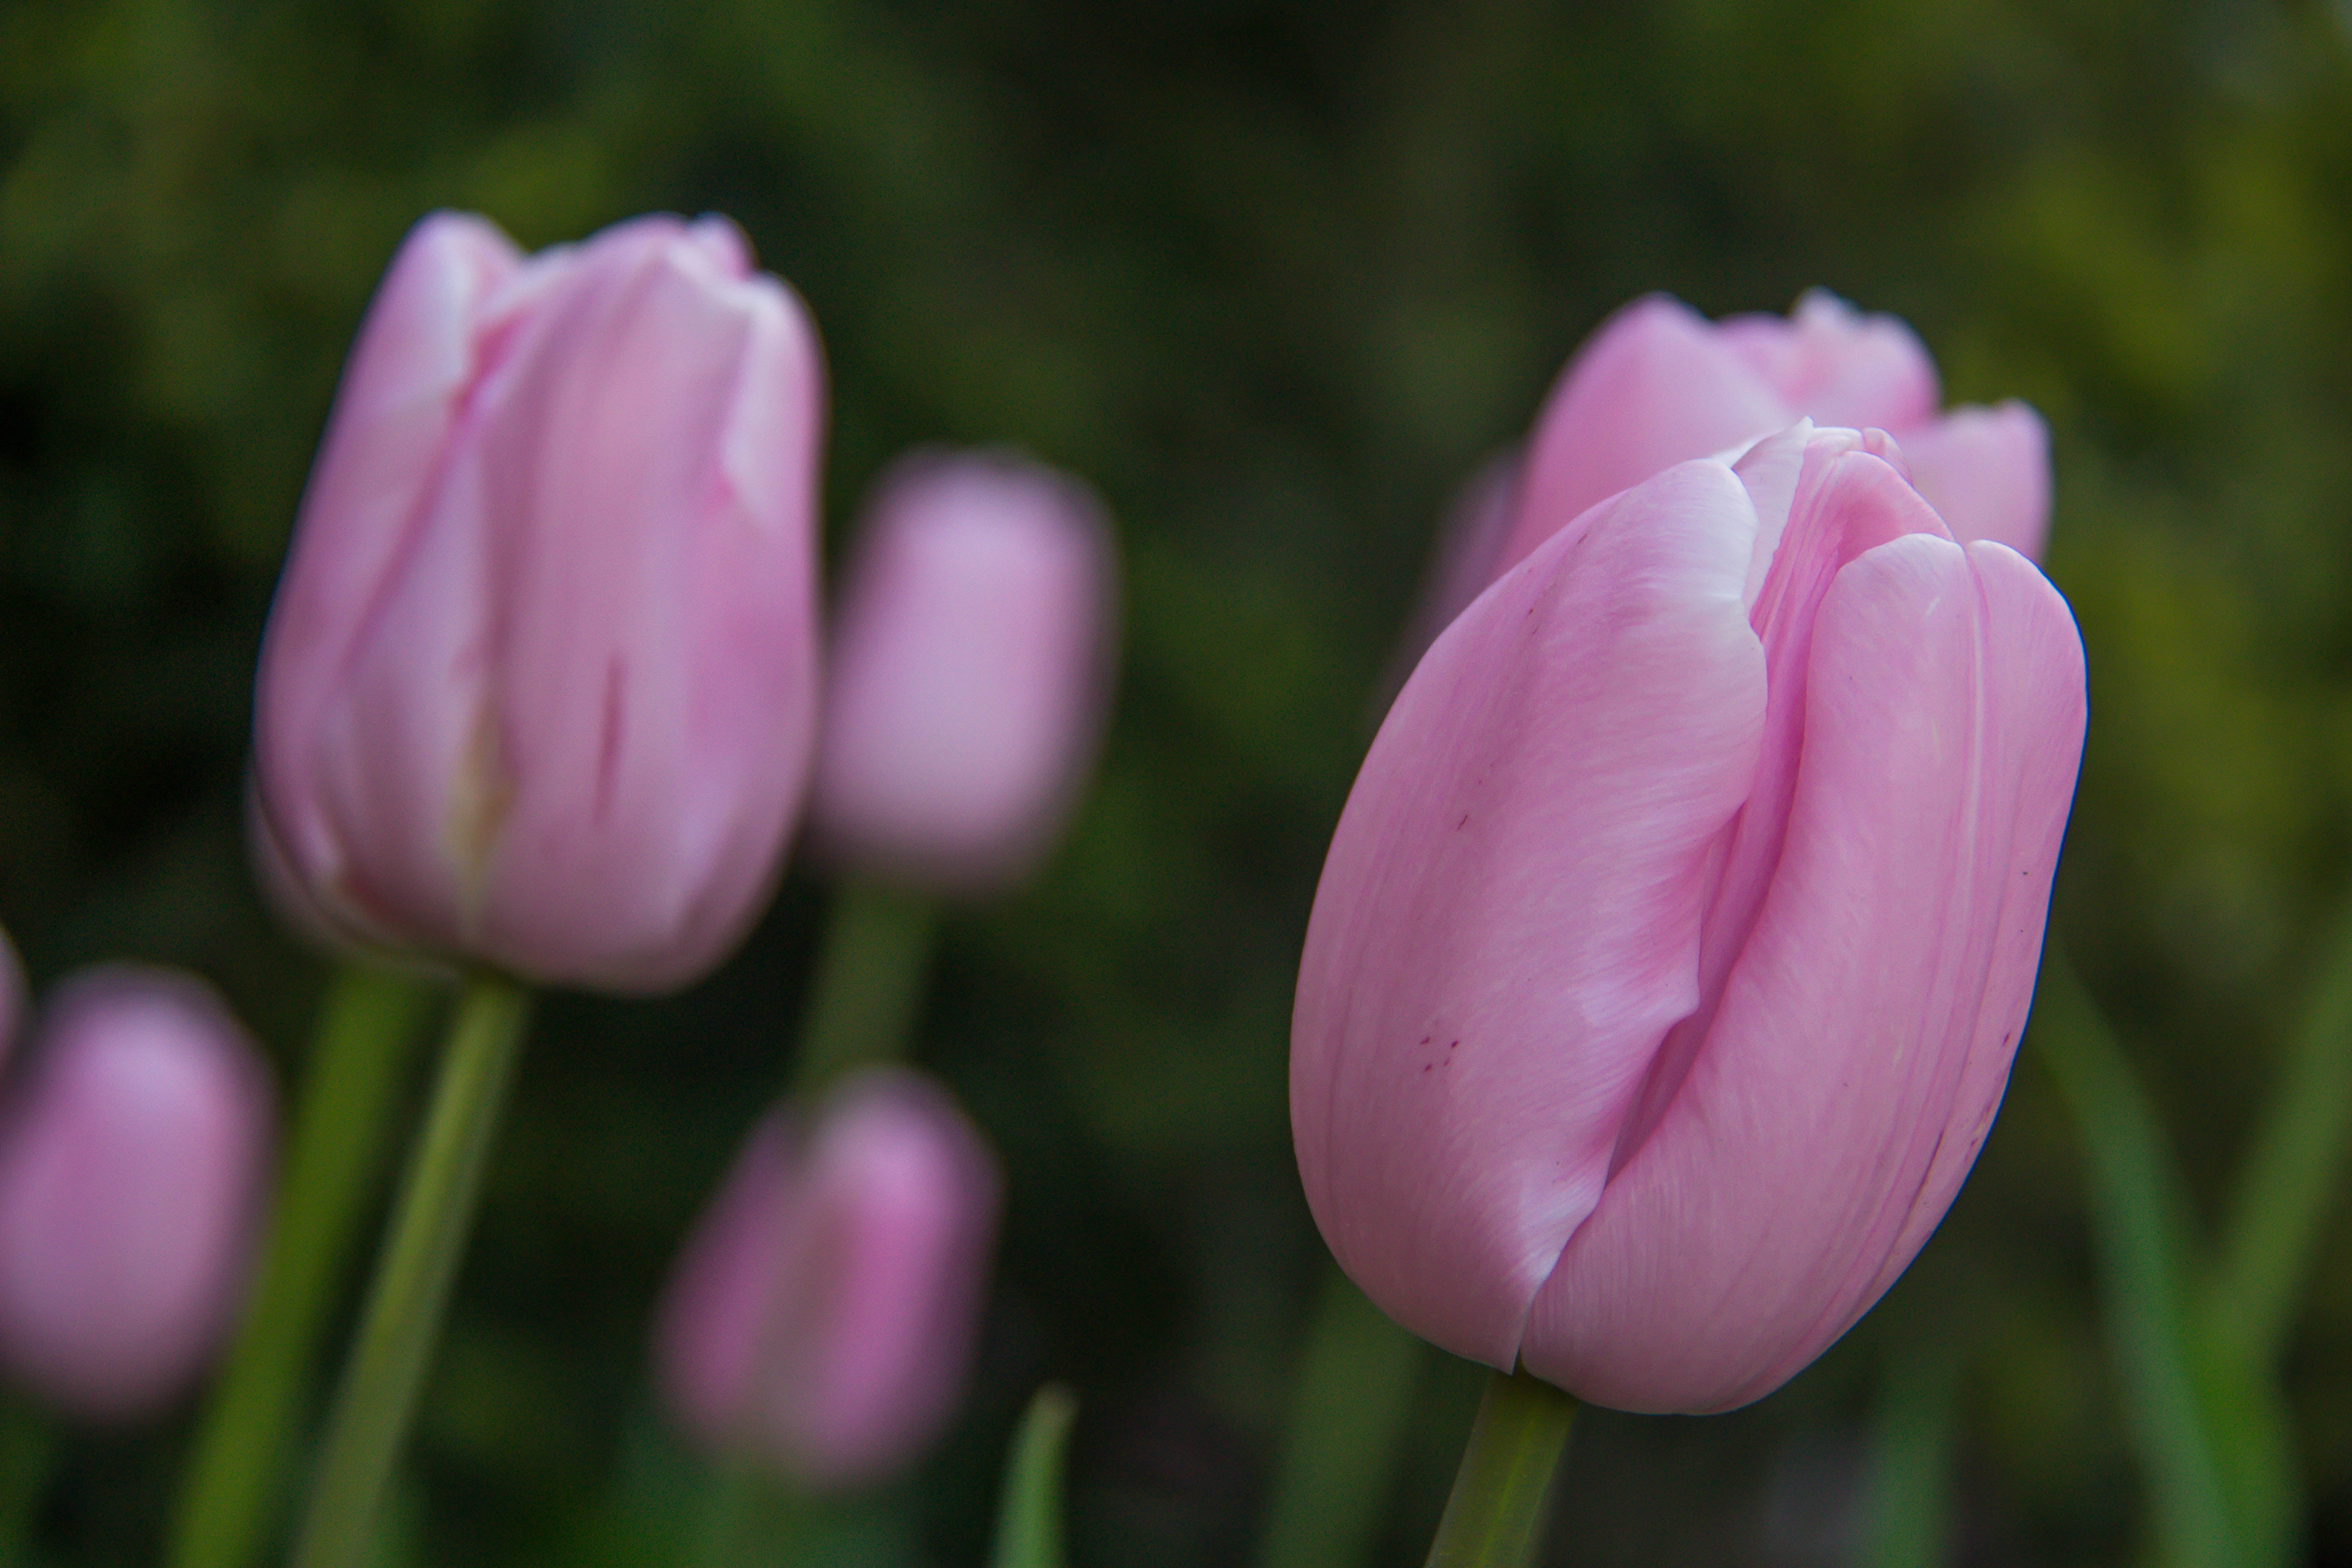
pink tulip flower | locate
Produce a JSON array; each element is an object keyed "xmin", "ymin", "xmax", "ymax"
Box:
[
  {"xmin": 0, "ymin": 969, "xmax": 274, "ymax": 1422},
  {"xmin": 654, "ymin": 1068, "xmax": 1001, "ymax": 1488},
  {"xmin": 1294, "ymin": 420, "xmax": 2086, "ymax": 1413},
  {"xmin": 1498, "ymin": 291, "xmax": 2050, "ymax": 577},
  {"xmin": 252, "ymin": 210, "xmax": 826, "ymax": 992},
  {"xmin": 810, "ymin": 451, "xmax": 1117, "ymax": 894}
]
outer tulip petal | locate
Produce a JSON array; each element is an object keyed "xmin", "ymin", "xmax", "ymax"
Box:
[
  {"xmin": 764, "ymin": 1073, "xmax": 1000, "ymax": 1486},
  {"xmin": 255, "ymin": 213, "xmax": 521, "ymax": 923},
  {"xmin": 1521, "ymin": 531, "xmax": 2085, "ymax": 1411},
  {"xmin": 1610, "ymin": 440, "xmax": 1950, "ymax": 1173},
  {"xmin": 1294, "ymin": 460, "xmax": 1768, "ymax": 1371},
  {"xmin": 1717, "ymin": 290, "xmax": 1941, "ymax": 434},
  {"xmin": 1498, "ymin": 298, "xmax": 1789, "ymax": 577},
  {"xmin": 1901, "ymin": 401, "xmax": 2053, "ymax": 562},
  {"xmin": 652, "ymin": 1108, "xmax": 800, "ymax": 1449},
  {"xmin": 470, "ymin": 219, "xmax": 821, "ymax": 988}
]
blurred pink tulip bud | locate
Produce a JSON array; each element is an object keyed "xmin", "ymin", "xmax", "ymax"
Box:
[
  {"xmin": 252, "ymin": 210, "xmax": 826, "ymax": 992},
  {"xmin": 0, "ymin": 969, "xmax": 274, "ymax": 1422},
  {"xmin": 654, "ymin": 1068, "xmax": 1001, "ymax": 1488},
  {"xmin": 1294, "ymin": 421, "xmax": 2086, "ymax": 1414},
  {"xmin": 1499, "ymin": 291, "xmax": 2050, "ymax": 576},
  {"xmin": 810, "ymin": 451, "xmax": 1118, "ymax": 894}
]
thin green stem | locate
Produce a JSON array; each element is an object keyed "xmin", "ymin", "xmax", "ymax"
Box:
[
  {"xmin": 287, "ymin": 972, "xmax": 530, "ymax": 1568},
  {"xmin": 1864, "ymin": 1348, "xmax": 1958, "ymax": 1568},
  {"xmin": 1257, "ymin": 1269, "xmax": 1424, "ymax": 1568},
  {"xmin": 1423, "ymin": 1368, "xmax": 1576, "ymax": 1568},
  {"xmin": 2211, "ymin": 897, "xmax": 2352, "ymax": 1369},
  {"xmin": 789, "ymin": 883, "xmax": 936, "ymax": 1094},
  {"xmin": 168, "ymin": 965, "xmax": 437, "ymax": 1568}
]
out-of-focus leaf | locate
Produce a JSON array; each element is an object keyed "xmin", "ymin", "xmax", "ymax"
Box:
[
  {"xmin": 2035, "ymin": 957, "xmax": 2298, "ymax": 1568},
  {"xmin": 991, "ymin": 1384, "xmax": 1079, "ymax": 1568},
  {"xmin": 2210, "ymin": 894, "xmax": 2352, "ymax": 1370},
  {"xmin": 1254, "ymin": 1269, "xmax": 1424, "ymax": 1568},
  {"xmin": 1863, "ymin": 1347, "xmax": 1956, "ymax": 1568}
]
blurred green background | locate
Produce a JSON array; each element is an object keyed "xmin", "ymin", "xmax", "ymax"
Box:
[{"xmin": 3, "ymin": 0, "xmax": 2352, "ymax": 1563}]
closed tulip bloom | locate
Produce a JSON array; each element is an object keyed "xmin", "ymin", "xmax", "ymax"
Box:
[
  {"xmin": 1294, "ymin": 421, "xmax": 2086, "ymax": 1413},
  {"xmin": 0, "ymin": 969, "xmax": 274, "ymax": 1422},
  {"xmin": 811, "ymin": 451, "xmax": 1117, "ymax": 893},
  {"xmin": 253, "ymin": 210, "xmax": 825, "ymax": 992},
  {"xmin": 1499, "ymin": 291, "xmax": 2049, "ymax": 576},
  {"xmin": 654, "ymin": 1068, "xmax": 1000, "ymax": 1488}
]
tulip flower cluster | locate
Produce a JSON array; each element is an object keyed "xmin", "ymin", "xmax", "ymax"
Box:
[
  {"xmin": 0, "ymin": 956, "xmax": 273, "ymax": 1424},
  {"xmin": 21, "ymin": 187, "xmax": 2083, "ymax": 1568},
  {"xmin": 228, "ymin": 207, "xmax": 1122, "ymax": 1536}
]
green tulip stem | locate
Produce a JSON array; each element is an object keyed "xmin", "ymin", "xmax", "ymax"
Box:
[
  {"xmin": 288, "ymin": 971, "xmax": 531, "ymax": 1568},
  {"xmin": 1863, "ymin": 1349, "xmax": 1959, "ymax": 1568},
  {"xmin": 167, "ymin": 964, "xmax": 438, "ymax": 1568},
  {"xmin": 789, "ymin": 882, "xmax": 936, "ymax": 1093},
  {"xmin": 1423, "ymin": 1368, "xmax": 1577, "ymax": 1568}
]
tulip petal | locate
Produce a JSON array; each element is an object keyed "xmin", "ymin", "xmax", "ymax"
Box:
[
  {"xmin": 1294, "ymin": 460, "xmax": 1768, "ymax": 1371},
  {"xmin": 1497, "ymin": 297, "xmax": 1790, "ymax": 578},
  {"xmin": 1609, "ymin": 441, "xmax": 1950, "ymax": 1179},
  {"xmin": 466, "ymin": 219, "xmax": 819, "ymax": 988},
  {"xmin": 653, "ymin": 1109, "xmax": 803, "ymax": 1449},
  {"xmin": 1717, "ymin": 290, "xmax": 1942, "ymax": 434},
  {"xmin": 1521, "ymin": 533, "xmax": 2085, "ymax": 1412},
  {"xmin": 1901, "ymin": 402, "xmax": 2053, "ymax": 562},
  {"xmin": 255, "ymin": 213, "xmax": 520, "ymax": 923}
]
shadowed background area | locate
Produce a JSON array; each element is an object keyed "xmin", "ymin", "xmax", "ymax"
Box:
[{"xmin": 1, "ymin": 0, "xmax": 2351, "ymax": 1563}]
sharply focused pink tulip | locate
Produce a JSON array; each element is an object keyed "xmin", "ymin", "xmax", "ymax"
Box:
[
  {"xmin": 253, "ymin": 210, "xmax": 826, "ymax": 992},
  {"xmin": 1499, "ymin": 291, "xmax": 2050, "ymax": 576},
  {"xmin": 654, "ymin": 1068, "xmax": 1001, "ymax": 1488},
  {"xmin": 0, "ymin": 969, "xmax": 274, "ymax": 1422},
  {"xmin": 810, "ymin": 451, "xmax": 1117, "ymax": 894},
  {"xmin": 1294, "ymin": 421, "xmax": 2086, "ymax": 1413}
]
